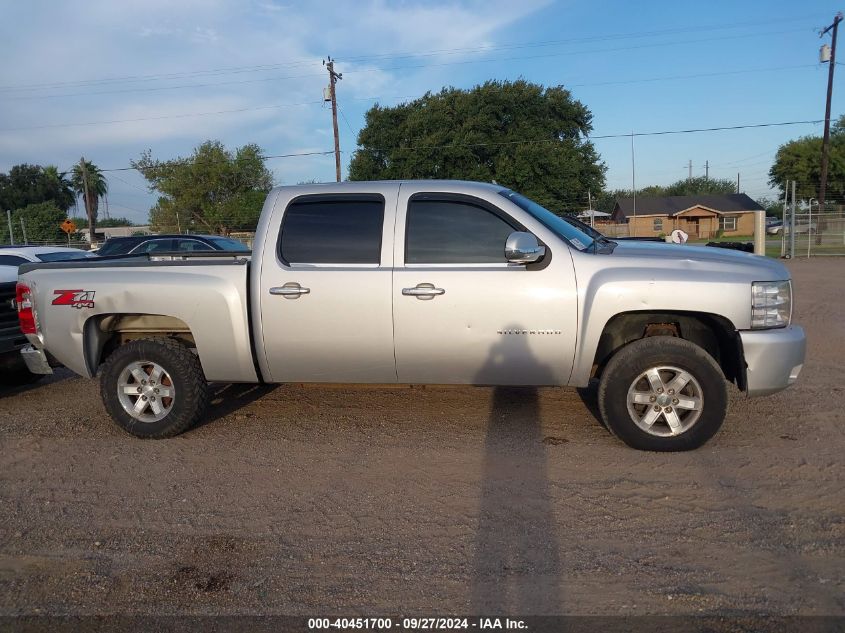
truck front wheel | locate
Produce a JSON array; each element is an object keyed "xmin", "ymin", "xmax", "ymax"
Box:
[
  {"xmin": 597, "ymin": 336, "xmax": 728, "ymax": 451},
  {"xmin": 100, "ymin": 338, "xmax": 209, "ymax": 438}
]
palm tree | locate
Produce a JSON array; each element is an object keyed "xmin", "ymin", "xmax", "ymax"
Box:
[
  {"xmin": 70, "ymin": 158, "xmax": 108, "ymax": 240},
  {"xmin": 43, "ymin": 165, "xmax": 75, "ymax": 211}
]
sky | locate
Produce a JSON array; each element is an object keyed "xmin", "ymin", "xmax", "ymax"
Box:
[{"xmin": 0, "ymin": 0, "xmax": 842, "ymax": 224}]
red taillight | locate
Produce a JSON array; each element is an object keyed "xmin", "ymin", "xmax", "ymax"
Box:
[{"xmin": 15, "ymin": 283, "xmax": 36, "ymax": 335}]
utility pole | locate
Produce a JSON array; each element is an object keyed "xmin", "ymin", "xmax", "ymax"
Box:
[
  {"xmin": 324, "ymin": 57, "xmax": 343, "ymax": 182},
  {"xmin": 790, "ymin": 180, "xmax": 797, "ymax": 259},
  {"xmin": 19, "ymin": 218, "xmax": 27, "ymax": 244},
  {"xmin": 704, "ymin": 160, "xmax": 709, "ymax": 180},
  {"xmin": 818, "ymin": 12, "xmax": 842, "ymax": 244},
  {"xmin": 79, "ymin": 157, "xmax": 93, "ymax": 240},
  {"xmin": 587, "ymin": 190, "xmax": 594, "ymax": 228},
  {"xmin": 736, "ymin": 172, "xmax": 740, "ymax": 193},
  {"xmin": 688, "ymin": 159, "xmax": 693, "ymax": 181},
  {"xmin": 5, "ymin": 210, "xmax": 13, "ymax": 245},
  {"xmin": 631, "ymin": 131, "xmax": 637, "ymax": 230},
  {"xmin": 780, "ymin": 180, "xmax": 789, "ymax": 257}
]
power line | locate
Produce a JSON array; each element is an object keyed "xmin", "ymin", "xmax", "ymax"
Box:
[
  {"xmin": 0, "ymin": 64, "xmax": 817, "ymax": 132},
  {"xmin": 108, "ymin": 172, "xmax": 150, "ymax": 192},
  {"xmin": 0, "ymin": 13, "xmax": 825, "ymax": 93},
  {"xmin": 0, "ymin": 100, "xmax": 328, "ymax": 131},
  {"xmin": 338, "ymin": 107, "xmax": 357, "ymax": 136},
  {"xmin": 591, "ymin": 119, "xmax": 823, "ymax": 140},
  {"xmin": 4, "ymin": 26, "xmax": 812, "ymax": 101},
  {"xmin": 95, "ymin": 150, "xmax": 336, "ymax": 172},
  {"xmin": 83, "ymin": 118, "xmax": 822, "ymax": 173},
  {"xmin": 566, "ymin": 64, "xmax": 814, "ymax": 89},
  {"xmin": 336, "ymin": 14, "xmax": 826, "ymax": 64}
]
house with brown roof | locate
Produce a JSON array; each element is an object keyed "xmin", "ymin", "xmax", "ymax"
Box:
[{"xmin": 611, "ymin": 194, "xmax": 764, "ymax": 239}]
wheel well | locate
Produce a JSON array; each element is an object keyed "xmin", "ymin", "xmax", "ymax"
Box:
[
  {"xmin": 85, "ymin": 314, "xmax": 196, "ymax": 375},
  {"xmin": 591, "ymin": 311, "xmax": 745, "ymax": 390}
]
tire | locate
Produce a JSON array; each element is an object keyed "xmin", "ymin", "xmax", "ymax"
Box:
[
  {"xmin": 0, "ymin": 353, "xmax": 44, "ymax": 387},
  {"xmin": 597, "ymin": 336, "xmax": 728, "ymax": 451},
  {"xmin": 100, "ymin": 338, "xmax": 209, "ymax": 438}
]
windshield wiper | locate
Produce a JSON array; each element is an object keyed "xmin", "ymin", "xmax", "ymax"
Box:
[{"xmin": 592, "ymin": 236, "xmax": 617, "ymax": 254}]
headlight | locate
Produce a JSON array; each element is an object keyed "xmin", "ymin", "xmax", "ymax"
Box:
[{"xmin": 751, "ymin": 280, "xmax": 791, "ymax": 329}]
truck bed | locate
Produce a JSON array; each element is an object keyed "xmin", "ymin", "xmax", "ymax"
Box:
[{"xmin": 18, "ymin": 252, "xmax": 258, "ymax": 383}]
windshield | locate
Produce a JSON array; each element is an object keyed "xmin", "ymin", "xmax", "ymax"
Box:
[
  {"xmin": 499, "ymin": 190, "xmax": 596, "ymax": 252},
  {"xmin": 36, "ymin": 250, "xmax": 92, "ymax": 262},
  {"xmin": 208, "ymin": 237, "xmax": 250, "ymax": 252}
]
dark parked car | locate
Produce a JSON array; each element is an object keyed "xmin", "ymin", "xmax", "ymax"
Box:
[{"xmin": 94, "ymin": 234, "xmax": 250, "ymax": 257}]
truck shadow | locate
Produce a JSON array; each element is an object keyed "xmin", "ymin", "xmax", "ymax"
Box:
[
  {"xmin": 575, "ymin": 379, "xmax": 610, "ymax": 432},
  {"xmin": 0, "ymin": 368, "xmax": 72, "ymax": 400},
  {"xmin": 471, "ymin": 328, "xmax": 563, "ymax": 613},
  {"xmin": 194, "ymin": 383, "xmax": 281, "ymax": 429}
]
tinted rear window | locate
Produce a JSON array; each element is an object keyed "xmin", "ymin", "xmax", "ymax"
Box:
[
  {"xmin": 0, "ymin": 255, "xmax": 28, "ymax": 266},
  {"xmin": 36, "ymin": 250, "xmax": 91, "ymax": 262},
  {"xmin": 279, "ymin": 196, "xmax": 384, "ymax": 264},
  {"xmin": 176, "ymin": 239, "xmax": 215, "ymax": 252},
  {"xmin": 208, "ymin": 237, "xmax": 250, "ymax": 252},
  {"xmin": 97, "ymin": 239, "xmax": 139, "ymax": 256},
  {"xmin": 134, "ymin": 239, "xmax": 174, "ymax": 253}
]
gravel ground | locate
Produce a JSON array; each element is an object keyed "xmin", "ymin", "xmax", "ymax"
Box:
[{"xmin": 0, "ymin": 258, "xmax": 842, "ymax": 618}]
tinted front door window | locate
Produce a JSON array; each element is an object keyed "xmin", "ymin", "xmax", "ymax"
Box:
[{"xmin": 406, "ymin": 199, "xmax": 515, "ymax": 263}]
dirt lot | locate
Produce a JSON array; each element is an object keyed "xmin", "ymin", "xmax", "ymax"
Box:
[{"xmin": 0, "ymin": 259, "xmax": 842, "ymax": 619}]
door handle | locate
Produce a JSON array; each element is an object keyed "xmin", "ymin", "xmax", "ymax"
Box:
[
  {"xmin": 269, "ymin": 283, "xmax": 310, "ymax": 298},
  {"xmin": 402, "ymin": 283, "xmax": 445, "ymax": 299}
]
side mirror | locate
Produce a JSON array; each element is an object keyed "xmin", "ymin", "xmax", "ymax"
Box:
[{"xmin": 505, "ymin": 231, "xmax": 546, "ymax": 264}]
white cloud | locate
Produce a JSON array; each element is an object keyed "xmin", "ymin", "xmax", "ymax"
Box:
[
  {"xmin": 0, "ymin": 0, "xmax": 552, "ymax": 191},
  {"xmin": 191, "ymin": 26, "xmax": 220, "ymax": 43}
]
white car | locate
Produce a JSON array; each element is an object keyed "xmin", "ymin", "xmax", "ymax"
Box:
[
  {"xmin": 766, "ymin": 222, "xmax": 817, "ymax": 236},
  {"xmin": 0, "ymin": 246, "xmax": 94, "ymax": 273}
]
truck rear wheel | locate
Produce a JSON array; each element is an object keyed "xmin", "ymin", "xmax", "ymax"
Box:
[
  {"xmin": 100, "ymin": 338, "xmax": 208, "ymax": 438},
  {"xmin": 597, "ymin": 336, "xmax": 728, "ymax": 451}
]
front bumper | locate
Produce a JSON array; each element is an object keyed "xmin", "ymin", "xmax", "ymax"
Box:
[
  {"xmin": 20, "ymin": 344, "xmax": 53, "ymax": 375},
  {"xmin": 739, "ymin": 325, "xmax": 806, "ymax": 397}
]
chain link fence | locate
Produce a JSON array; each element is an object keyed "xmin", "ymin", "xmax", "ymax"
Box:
[
  {"xmin": 777, "ymin": 208, "xmax": 845, "ymax": 258},
  {"xmin": 1, "ymin": 239, "xmax": 92, "ymax": 250}
]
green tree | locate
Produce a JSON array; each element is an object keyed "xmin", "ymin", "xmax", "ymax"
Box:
[
  {"xmin": 43, "ymin": 165, "xmax": 75, "ymax": 207},
  {"xmin": 349, "ymin": 80, "xmax": 606, "ymax": 213},
  {"xmin": 663, "ymin": 176, "xmax": 736, "ymax": 196},
  {"xmin": 0, "ymin": 202, "xmax": 66, "ymax": 244},
  {"xmin": 593, "ymin": 177, "xmax": 738, "ymax": 214},
  {"xmin": 770, "ymin": 115, "xmax": 845, "ymax": 244},
  {"xmin": 0, "ymin": 164, "xmax": 76, "ymax": 212},
  {"xmin": 70, "ymin": 158, "xmax": 108, "ymax": 238},
  {"xmin": 754, "ymin": 196, "xmax": 785, "ymax": 220},
  {"xmin": 769, "ymin": 115, "xmax": 845, "ymax": 202},
  {"xmin": 70, "ymin": 216, "xmax": 136, "ymax": 228},
  {"xmin": 132, "ymin": 140, "xmax": 273, "ymax": 234}
]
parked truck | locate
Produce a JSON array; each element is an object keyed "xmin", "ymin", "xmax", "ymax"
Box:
[
  {"xmin": 15, "ymin": 181, "xmax": 805, "ymax": 450},
  {"xmin": 1, "ymin": 266, "xmax": 42, "ymax": 385}
]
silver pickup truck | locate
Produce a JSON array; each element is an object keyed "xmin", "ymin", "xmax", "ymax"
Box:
[{"xmin": 15, "ymin": 181, "xmax": 805, "ymax": 451}]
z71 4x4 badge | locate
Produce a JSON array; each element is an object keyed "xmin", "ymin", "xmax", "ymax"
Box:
[{"xmin": 52, "ymin": 289, "xmax": 96, "ymax": 309}]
